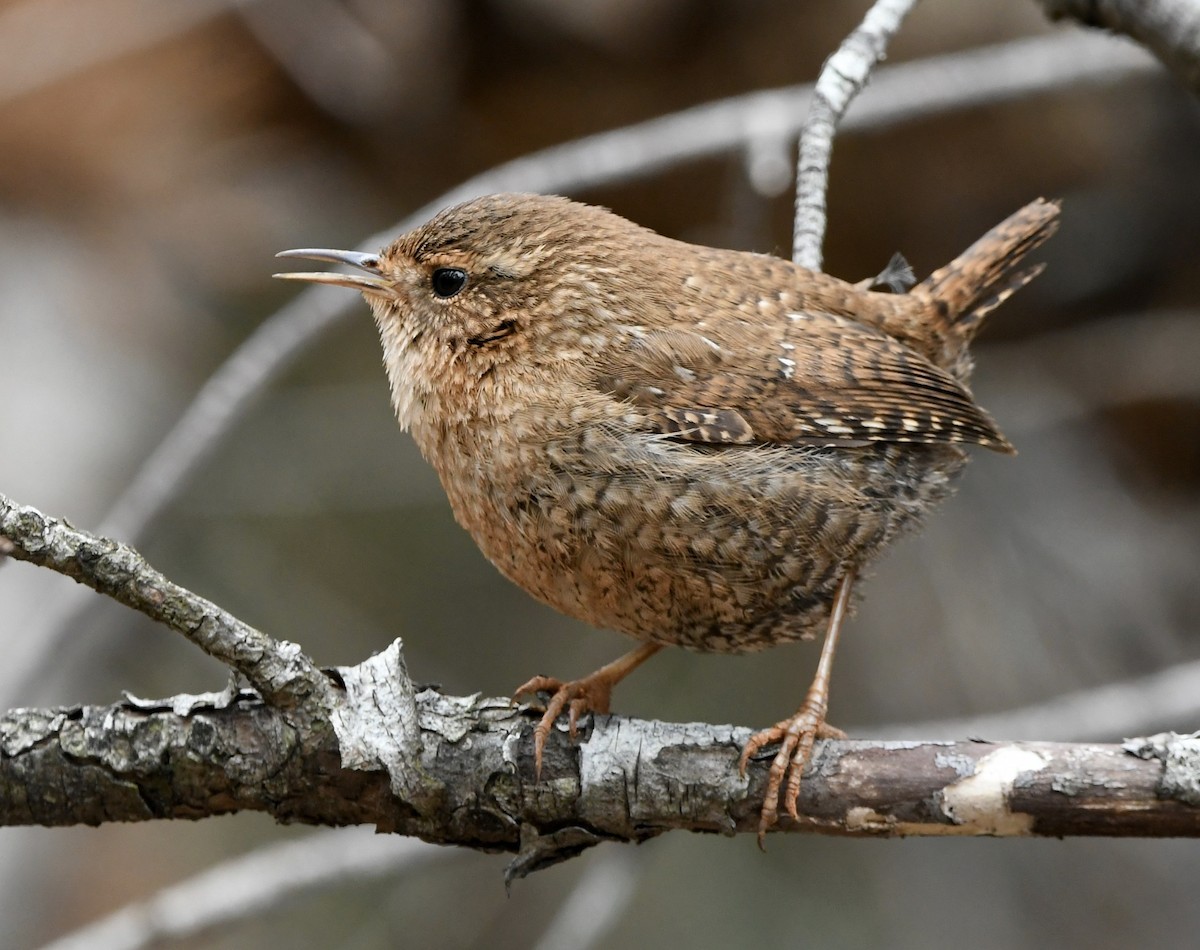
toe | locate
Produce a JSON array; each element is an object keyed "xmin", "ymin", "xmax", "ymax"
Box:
[
  {"xmin": 512, "ymin": 675, "xmax": 563, "ymax": 703},
  {"xmin": 744, "ymin": 712, "xmax": 842, "ymax": 835},
  {"xmin": 567, "ymin": 696, "xmax": 590, "ymax": 738},
  {"xmin": 738, "ymin": 725, "xmax": 783, "ymax": 776}
]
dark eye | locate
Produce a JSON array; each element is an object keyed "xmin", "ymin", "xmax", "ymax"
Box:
[{"xmin": 431, "ymin": 267, "xmax": 468, "ymax": 298}]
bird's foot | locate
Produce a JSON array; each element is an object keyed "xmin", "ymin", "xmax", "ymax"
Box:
[
  {"xmin": 512, "ymin": 672, "xmax": 615, "ymax": 778},
  {"xmin": 738, "ymin": 700, "xmax": 846, "ymax": 848},
  {"xmin": 512, "ymin": 644, "xmax": 663, "ymax": 779}
]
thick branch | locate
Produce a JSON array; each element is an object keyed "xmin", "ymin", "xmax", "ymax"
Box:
[
  {"xmin": 1038, "ymin": 0, "xmax": 1200, "ymax": 94},
  {"xmin": 4, "ymin": 491, "xmax": 1199, "ymax": 875},
  {"xmin": 2, "ymin": 685, "xmax": 1198, "ymax": 868}
]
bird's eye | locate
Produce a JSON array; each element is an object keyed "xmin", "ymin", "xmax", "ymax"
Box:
[{"xmin": 431, "ymin": 267, "xmax": 468, "ymax": 299}]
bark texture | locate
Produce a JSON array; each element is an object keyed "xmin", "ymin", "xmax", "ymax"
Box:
[
  {"xmin": 1038, "ymin": 0, "xmax": 1200, "ymax": 93},
  {"xmin": 3, "ymin": 659, "xmax": 1199, "ymax": 878}
]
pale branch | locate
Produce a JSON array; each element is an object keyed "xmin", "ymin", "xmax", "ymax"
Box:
[
  {"xmin": 982, "ymin": 309, "xmax": 1200, "ymax": 433},
  {"xmin": 48, "ymin": 825, "xmax": 631, "ymax": 950},
  {"xmin": 530, "ymin": 850, "xmax": 642, "ymax": 950},
  {"xmin": 0, "ymin": 493, "xmax": 331, "ymax": 712},
  {"xmin": 792, "ymin": 0, "xmax": 917, "ymax": 270},
  {"xmin": 1037, "ymin": 0, "xmax": 1200, "ymax": 94},
  {"xmin": 877, "ymin": 658, "xmax": 1200, "ymax": 744},
  {"xmin": 237, "ymin": 0, "xmax": 394, "ymax": 126},
  {"xmin": 40, "ymin": 829, "xmax": 450, "ymax": 950}
]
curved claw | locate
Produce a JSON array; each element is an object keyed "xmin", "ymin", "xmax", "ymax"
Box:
[
  {"xmin": 741, "ymin": 710, "xmax": 846, "ymax": 848},
  {"xmin": 511, "ymin": 644, "xmax": 663, "ymax": 782},
  {"xmin": 513, "ymin": 675, "xmax": 614, "ymax": 778},
  {"xmin": 511, "ymin": 674, "xmax": 562, "ymax": 706}
]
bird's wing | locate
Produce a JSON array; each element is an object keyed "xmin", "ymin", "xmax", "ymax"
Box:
[{"xmin": 592, "ymin": 314, "xmax": 1012, "ymax": 452}]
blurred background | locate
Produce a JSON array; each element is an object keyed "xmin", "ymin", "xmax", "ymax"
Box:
[{"xmin": 2, "ymin": 0, "xmax": 1199, "ymax": 947}]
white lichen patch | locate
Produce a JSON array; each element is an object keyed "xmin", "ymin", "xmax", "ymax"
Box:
[{"xmin": 940, "ymin": 746, "xmax": 1049, "ymax": 834}]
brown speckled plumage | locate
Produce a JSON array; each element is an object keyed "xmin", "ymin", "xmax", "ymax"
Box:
[{"xmin": 276, "ymin": 193, "xmax": 1060, "ymax": 835}]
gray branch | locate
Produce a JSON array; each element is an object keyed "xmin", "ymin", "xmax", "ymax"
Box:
[
  {"xmin": 0, "ymin": 493, "xmax": 332, "ymax": 712},
  {"xmin": 2, "ymin": 687, "xmax": 1199, "ymax": 877},
  {"xmin": 39, "ymin": 829, "xmax": 451, "ymax": 950},
  {"xmin": 3, "ymin": 492, "xmax": 1200, "ymax": 878},
  {"xmin": 1037, "ymin": 0, "xmax": 1200, "ymax": 94},
  {"xmin": 792, "ymin": 0, "xmax": 917, "ymax": 269}
]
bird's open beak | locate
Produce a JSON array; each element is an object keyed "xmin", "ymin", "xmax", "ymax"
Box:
[{"xmin": 273, "ymin": 248, "xmax": 392, "ymax": 293}]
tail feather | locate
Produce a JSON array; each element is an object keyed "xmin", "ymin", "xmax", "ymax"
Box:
[{"xmin": 918, "ymin": 197, "xmax": 1060, "ymax": 341}]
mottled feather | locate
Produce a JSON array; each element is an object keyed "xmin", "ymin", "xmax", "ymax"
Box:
[{"xmin": 593, "ymin": 315, "xmax": 1012, "ymax": 452}]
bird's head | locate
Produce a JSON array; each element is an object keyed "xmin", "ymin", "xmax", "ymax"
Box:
[{"xmin": 275, "ymin": 193, "xmax": 656, "ymax": 430}]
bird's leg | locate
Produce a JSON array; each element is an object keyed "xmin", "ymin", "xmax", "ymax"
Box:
[
  {"xmin": 514, "ymin": 642, "xmax": 664, "ymax": 777},
  {"xmin": 739, "ymin": 568, "xmax": 856, "ymax": 846}
]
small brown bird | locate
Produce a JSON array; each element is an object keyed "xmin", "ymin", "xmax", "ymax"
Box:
[{"xmin": 276, "ymin": 193, "xmax": 1059, "ymax": 840}]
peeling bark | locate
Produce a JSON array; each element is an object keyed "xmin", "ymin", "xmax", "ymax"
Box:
[
  {"xmin": 2, "ymin": 661, "xmax": 1198, "ymax": 878},
  {"xmin": 4, "ymin": 499, "xmax": 1200, "ymax": 879}
]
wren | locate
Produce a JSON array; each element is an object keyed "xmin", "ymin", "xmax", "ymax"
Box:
[{"xmin": 276, "ymin": 193, "xmax": 1059, "ymax": 840}]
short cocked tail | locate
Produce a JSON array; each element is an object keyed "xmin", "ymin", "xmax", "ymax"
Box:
[{"xmin": 918, "ymin": 197, "xmax": 1061, "ymax": 341}]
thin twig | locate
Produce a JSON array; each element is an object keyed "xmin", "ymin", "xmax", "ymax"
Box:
[
  {"xmin": 0, "ymin": 493, "xmax": 331, "ymax": 710},
  {"xmin": 875, "ymin": 657, "xmax": 1200, "ymax": 742},
  {"xmin": 1036, "ymin": 0, "xmax": 1200, "ymax": 93},
  {"xmin": 792, "ymin": 0, "xmax": 918, "ymax": 269},
  {"xmin": 38, "ymin": 829, "xmax": 450, "ymax": 950}
]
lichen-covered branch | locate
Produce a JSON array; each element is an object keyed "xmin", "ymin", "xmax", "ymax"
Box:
[
  {"xmin": 2, "ymin": 683, "xmax": 1198, "ymax": 878},
  {"xmin": 0, "ymin": 492, "xmax": 332, "ymax": 711},
  {"xmin": 1037, "ymin": 0, "xmax": 1200, "ymax": 94},
  {"xmin": 4, "ymin": 492, "xmax": 1199, "ymax": 877},
  {"xmin": 792, "ymin": 0, "xmax": 917, "ymax": 269}
]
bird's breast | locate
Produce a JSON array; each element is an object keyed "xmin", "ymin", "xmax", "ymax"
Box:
[{"xmin": 422, "ymin": 401, "xmax": 969, "ymax": 653}]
